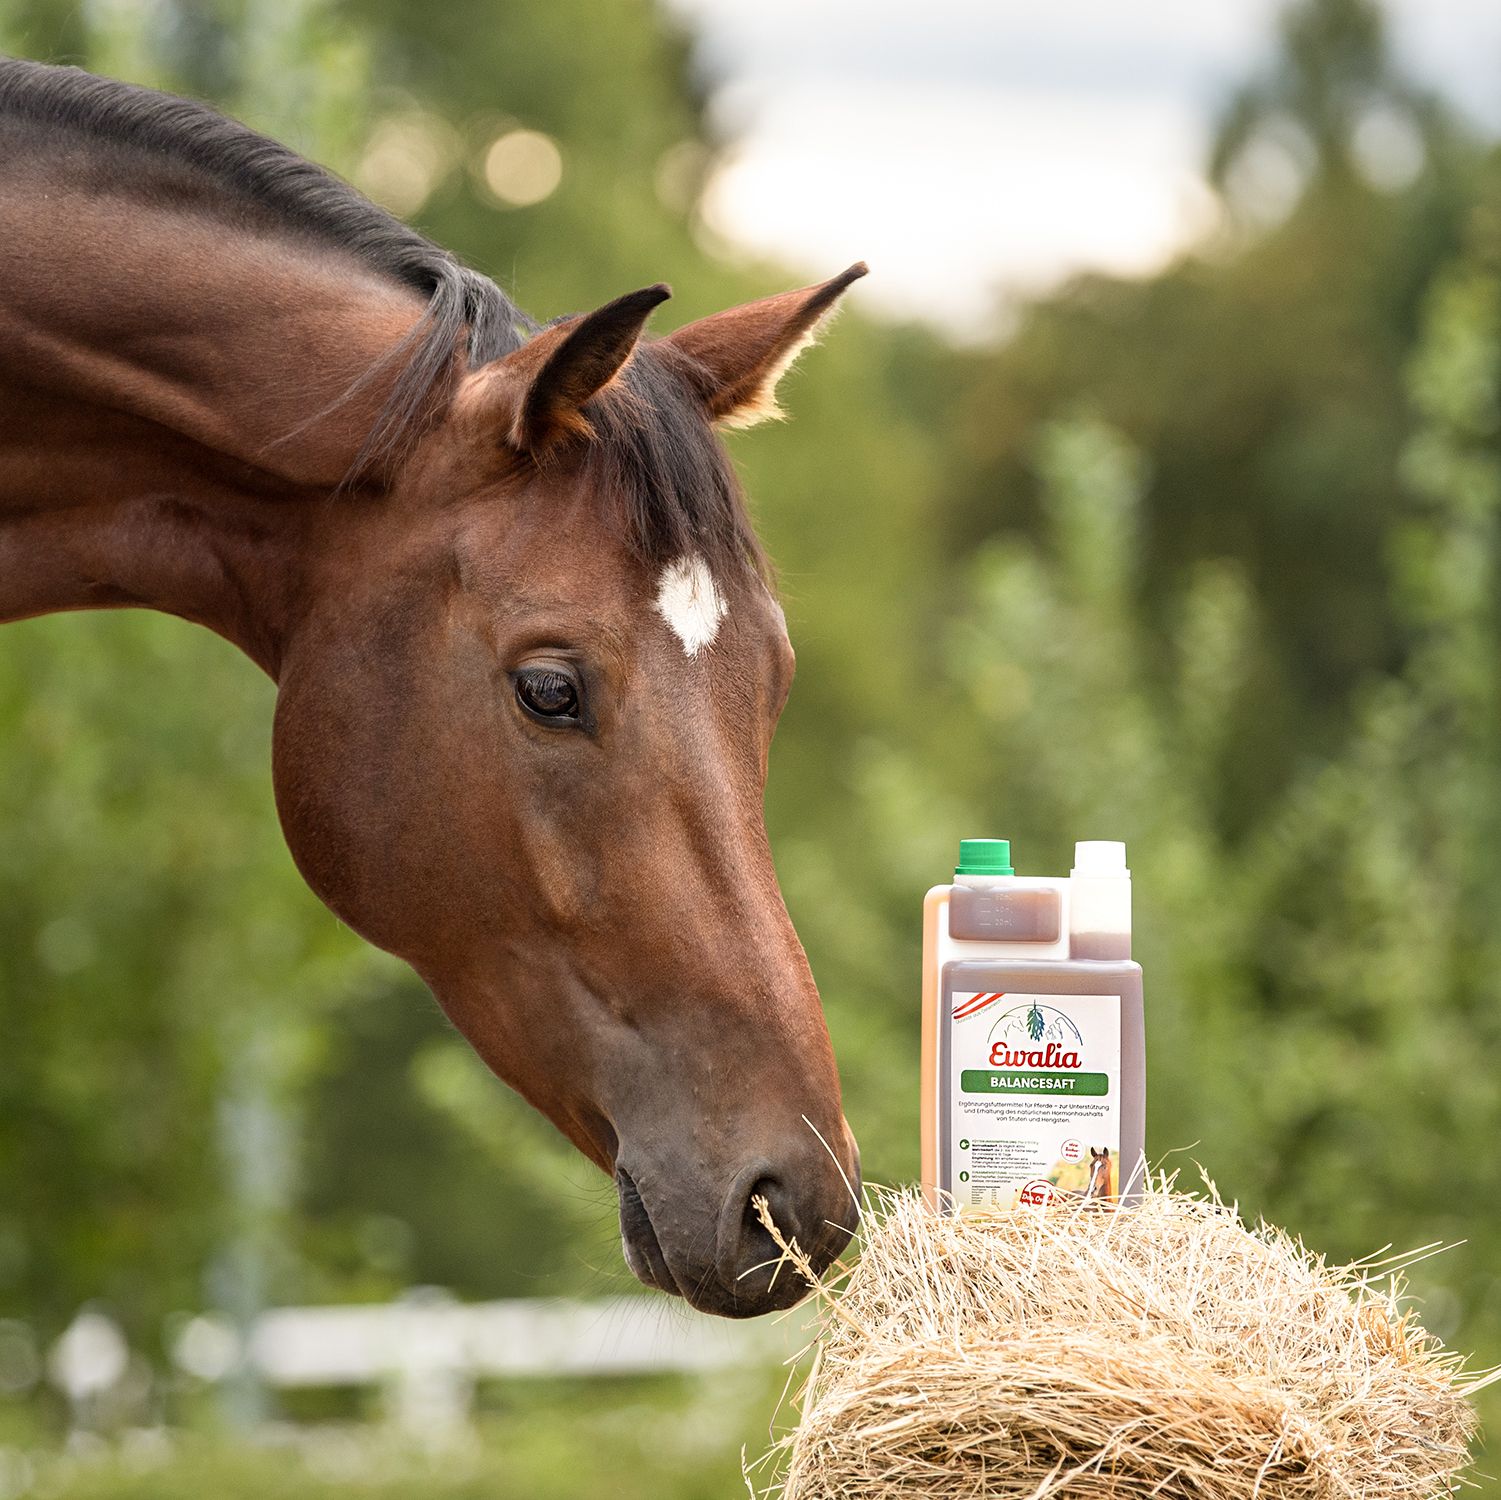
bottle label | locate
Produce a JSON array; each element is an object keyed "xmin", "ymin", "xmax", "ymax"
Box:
[{"xmin": 944, "ymin": 991, "xmax": 1121, "ymax": 1210}]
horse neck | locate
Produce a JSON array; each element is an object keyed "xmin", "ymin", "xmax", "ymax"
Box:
[{"xmin": 0, "ymin": 172, "xmax": 428, "ymax": 676}]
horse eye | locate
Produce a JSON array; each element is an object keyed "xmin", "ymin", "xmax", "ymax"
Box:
[{"xmin": 515, "ymin": 666, "xmax": 582, "ymax": 724}]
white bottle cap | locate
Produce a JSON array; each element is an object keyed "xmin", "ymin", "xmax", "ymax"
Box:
[{"xmin": 1072, "ymin": 840, "xmax": 1128, "ymax": 877}]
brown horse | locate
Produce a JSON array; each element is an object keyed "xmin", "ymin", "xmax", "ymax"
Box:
[
  {"xmin": 0, "ymin": 58, "xmax": 863, "ymax": 1317},
  {"xmin": 1086, "ymin": 1147, "xmax": 1114, "ymax": 1200}
]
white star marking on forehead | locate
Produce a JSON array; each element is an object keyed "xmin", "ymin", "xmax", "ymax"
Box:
[{"xmin": 654, "ymin": 555, "xmax": 727, "ymax": 657}]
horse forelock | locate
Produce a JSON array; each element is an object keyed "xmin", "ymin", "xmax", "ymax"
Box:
[{"xmin": 581, "ymin": 349, "xmax": 770, "ymax": 588}]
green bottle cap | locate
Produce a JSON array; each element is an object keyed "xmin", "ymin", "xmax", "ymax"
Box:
[{"xmin": 956, "ymin": 838, "xmax": 1013, "ymax": 876}]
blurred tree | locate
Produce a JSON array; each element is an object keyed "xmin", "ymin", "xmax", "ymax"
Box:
[
  {"xmin": 1210, "ymin": 0, "xmax": 1450, "ymax": 205},
  {"xmin": 944, "ymin": 0, "xmax": 1481, "ymax": 829},
  {"xmin": 341, "ymin": 0, "xmax": 711, "ymax": 313}
]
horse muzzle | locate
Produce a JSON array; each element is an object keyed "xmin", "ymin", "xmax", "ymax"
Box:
[{"xmin": 614, "ymin": 1136, "xmax": 860, "ymax": 1318}]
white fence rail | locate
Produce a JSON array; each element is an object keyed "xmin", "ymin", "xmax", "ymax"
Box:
[
  {"xmin": 247, "ymin": 1293, "xmax": 788, "ymax": 1385},
  {"xmin": 245, "ymin": 1292, "xmax": 802, "ymax": 1436},
  {"xmin": 48, "ymin": 1292, "xmax": 810, "ymax": 1439}
]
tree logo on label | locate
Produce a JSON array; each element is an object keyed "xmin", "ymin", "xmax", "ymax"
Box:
[{"xmin": 987, "ymin": 1003, "xmax": 1084, "ymax": 1056}]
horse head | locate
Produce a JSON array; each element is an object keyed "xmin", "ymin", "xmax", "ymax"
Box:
[{"xmin": 271, "ymin": 268, "xmax": 866, "ymax": 1316}]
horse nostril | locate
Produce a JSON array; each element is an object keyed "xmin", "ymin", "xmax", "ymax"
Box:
[
  {"xmin": 743, "ymin": 1174, "xmax": 804, "ymax": 1259},
  {"xmin": 727, "ymin": 1169, "xmax": 843, "ymax": 1307},
  {"xmin": 747, "ymin": 1167, "xmax": 860, "ymax": 1256}
]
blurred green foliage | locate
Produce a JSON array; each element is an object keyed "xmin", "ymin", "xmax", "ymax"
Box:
[
  {"xmin": 0, "ymin": 1370, "xmax": 778, "ymax": 1499},
  {"xmin": 1, "ymin": 0, "xmax": 1500, "ymax": 1491}
]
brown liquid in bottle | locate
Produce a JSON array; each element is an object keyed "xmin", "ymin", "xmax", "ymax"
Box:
[
  {"xmin": 950, "ymin": 884, "xmax": 1061, "ymax": 943},
  {"xmin": 1068, "ymin": 931, "xmax": 1131, "ymax": 961}
]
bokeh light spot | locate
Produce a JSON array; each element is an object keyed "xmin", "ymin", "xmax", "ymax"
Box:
[
  {"xmin": 355, "ymin": 110, "xmax": 458, "ymax": 218},
  {"xmin": 482, "ymin": 129, "xmax": 563, "ymax": 208},
  {"xmin": 1353, "ymin": 106, "xmax": 1426, "ymax": 193}
]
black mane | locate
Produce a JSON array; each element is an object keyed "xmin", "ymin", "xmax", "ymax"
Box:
[{"xmin": 0, "ymin": 56, "xmax": 762, "ymax": 577}]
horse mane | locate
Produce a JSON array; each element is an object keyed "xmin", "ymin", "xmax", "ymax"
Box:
[{"xmin": 0, "ymin": 56, "xmax": 764, "ymax": 577}]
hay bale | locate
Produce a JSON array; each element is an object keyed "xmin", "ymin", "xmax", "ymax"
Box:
[{"xmin": 763, "ymin": 1182, "xmax": 1490, "ymax": 1500}]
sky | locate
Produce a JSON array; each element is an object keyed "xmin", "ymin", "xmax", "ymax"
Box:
[{"xmin": 662, "ymin": 0, "xmax": 1501, "ymax": 336}]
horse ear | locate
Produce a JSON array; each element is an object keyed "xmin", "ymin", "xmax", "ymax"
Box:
[
  {"xmin": 462, "ymin": 283, "xmax": 671, "ymax": 454},
  {"xmin": 662, "ymin": 262, "xmax": 867, "ymax": 429}
]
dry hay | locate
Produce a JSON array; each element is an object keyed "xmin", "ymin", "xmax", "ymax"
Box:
[{"xmin": 753, "ymin": 1179, "xmax": 1494, "ymax": 1500}]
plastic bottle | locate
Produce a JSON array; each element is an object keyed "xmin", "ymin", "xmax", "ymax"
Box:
[{"xmin": 920, "ymin": 838, "xmax": 1145, "ymax": 1212}]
